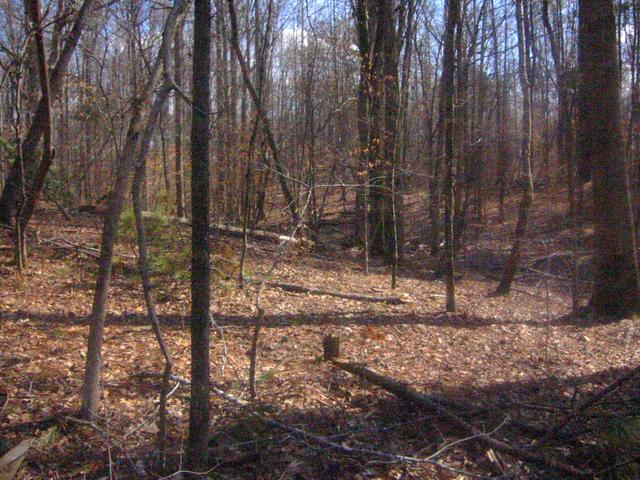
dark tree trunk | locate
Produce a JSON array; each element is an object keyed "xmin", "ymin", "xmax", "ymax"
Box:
[
  {"xmin": 186, "ymin": 0, "xmax": 212, "ymax": 471},
  {"xmin": 174, "ymin": 29, "xmax": 185, "ymax": 218},
  {"xmin": 578, "ymin": 0, "xmax": 640, "ymax": 315},
  {"xmin": 441, "ymin": 0, "xmax": 461, "ymax": 312},
  {"xmin": 353, "ymin": 0, "xmax": 370, "ymax": 247},
  {"xmin": 19, "ymin": 0, "xmax": 54, "ymax": 234}
]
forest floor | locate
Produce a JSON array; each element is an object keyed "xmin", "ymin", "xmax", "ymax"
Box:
[{"xmin": 2, "ymin": 185, "xmax": 640, "ymax": 479}]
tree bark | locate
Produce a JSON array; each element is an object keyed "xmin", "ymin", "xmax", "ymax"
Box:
[
  {"xmin": 441, "ymin": 0, "xmax": 460, "ymax": 311},
  {"xmin": 578, "ymin": 0, "xmax": 640, "ymax": 315},
  {"xmin": 80, "ymin": 0, "xmax": 187, "ymax": 420},
  {"xmin": 0, "ymin": 0, "xmax": 96, "ymax": 225},
  {"xmin": 186, "ymin": 0, "xmax": 212, "ymax": 471},
  {"xmin": 173, "ymin": 29, "xmax": 185, "ymax": 218},
  {"xmin": 19, "ymin": 0, "xmax": 54, "ymax": 234},
  {"xmin": 131, "ymin": 81, "xmax": 175, "ymax": 470}
]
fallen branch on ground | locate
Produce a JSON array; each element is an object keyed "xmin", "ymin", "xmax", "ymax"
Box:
[
  {"xmin": 40, "ymin": 236, "xmax": 136, "ymax": 260},
  {"xmin": 532, "ymin": 362, "xmax": 640, "ymax": 450},
  {"xmin": 141, "ymin": 211, "xmax": 302, "ymax": 245},
  {"xmin": 250, "ymin": 280, "xmax": 407, "ymax": 305},
  {"xmin": 134, "ymin": 370, "xmax": 490, "ymax": 479},
  {"xmin": 322, "ymin": 337, "xmax": 591, "ymax": 478}
]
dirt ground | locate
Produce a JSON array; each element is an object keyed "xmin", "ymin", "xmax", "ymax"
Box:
[{"xmin": 1, "ymin": 187, "xmax": 639, "ymax": 479}]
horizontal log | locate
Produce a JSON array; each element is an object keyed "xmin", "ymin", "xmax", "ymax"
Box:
[
  {"xmin": 327, "ymin": 352, "xmax": 590, "ymax": 478},
  {"xmin": 263, "ymin": 281, "xmax": 407, "ymax": 305},
  {"xmin": 141, "ymin": 211, "xmax": 301, "ymax": 244}
]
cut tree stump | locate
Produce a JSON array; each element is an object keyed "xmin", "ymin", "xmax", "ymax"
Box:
[{"xmin": 323, "ymin": 335, "xmax": 340, "ymax": 361}]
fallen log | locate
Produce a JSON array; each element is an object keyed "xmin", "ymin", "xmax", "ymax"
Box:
[
  {"xmin": 40, "ymin": 237, "xmax": 136, "ymax": 260},
  {"xmin": 141, "ymin": 211, "xmax": 301, "ymax": 245},
  {"xmin": 40, "ymin": 237, "xmax": 101, "ymax": 258},
  {"xmin": 133, "ymin": 370, "xmax": 490, "ymax": 478},
  {"xmin": 261, "ymin": 281, "xmax": 407, "ymax": 305},
  {"xmin": 323, "ymin": 337, "xmax": 591, "ymax": 479}
]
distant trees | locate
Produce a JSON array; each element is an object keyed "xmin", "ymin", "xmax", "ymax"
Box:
[
  {"xmin": 0, "ymin": 0, "xmax": 96, "ymax": 225},
  {"xmin": 578, "ymin": 0, "xmax": 640, "ymax": 316},
  {"xmin": 495, "ymin": 0, "xmax": 535, "ymax": 295},
  {"xmin": 3, "ymin": 0, "xmax": 640, "ymax": 338}
]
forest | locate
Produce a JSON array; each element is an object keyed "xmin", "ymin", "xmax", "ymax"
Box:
[{"xmin": 1, "ymin": 0, "xmax": 640, "ymax": 478}]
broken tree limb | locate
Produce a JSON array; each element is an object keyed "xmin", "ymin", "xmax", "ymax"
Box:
[
  {"xmin": 141, "ymin": 211, "xmax": 302, "ymax": 245},
  {"xmin": 324, "ymin": 342, "xmax": 591, "ymax": 478},
  {"xmin": 133, "ymin": 370, "xmax": 492, "ymax": 479},
  {"xmin": 211, "ymin": 224, "xmax": 301, "ymax": 245},
  {"xmin": 260, "ymin": 281, "xmax": 407, "ymax": 305},
  {"xmin": 532, "ymin": 362, "xmax": 640, "ymax": 450}
]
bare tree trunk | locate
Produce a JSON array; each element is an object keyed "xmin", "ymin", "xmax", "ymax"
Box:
[
  {"xmin": 578, "ymin": 0, "xmax": 640, "ymax": 315},
  {"xmin": 495, "ymin": 0, "xmax": 534, "ymax": 296},
  {"xmin": 131, "ymin": 81, "xmax": 175, "ymax": 469},
  {"xmin": 186, "ymin": 0, "xmax": 212, "ymax": 471},
  {"xmin": 19, "ymin": 0, "xmax": 54, "ymax": 237},
  {"xmin": 80, "ymin": 0, "xmax": 187, "ymax": 420},
  {"xmin": 442, "ymin": 0, "xmax": 461, "ymax": 312},
  {"xmin": 0, "ymin": 0, "xmax": 96, "ymax": 225},
  {"xmin": 173, "ymin": 29, "xmax": 185, "ymax": 218},
  {"xmin": 353, "ymin": 0, "xmax": 371, "ymax": 270}
]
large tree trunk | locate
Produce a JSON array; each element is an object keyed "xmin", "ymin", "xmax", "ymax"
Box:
[
  {"xmin": 368, "ymin": 0, "xmax": 403, "ymax": 261},
  {"xmin": 353, "ymin": 0, "xmax": 370, "ymax": 247},
  {"xmin": 578, "ymin": 0, "xmax": 640, "ymax": 315},
  {"xmin": 383, "ymin": 0, "xmax": 404, "ymax": 266},
  {"xmin": 186, "ymin": 0, "xmax": 212, "ymax": 472}
]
